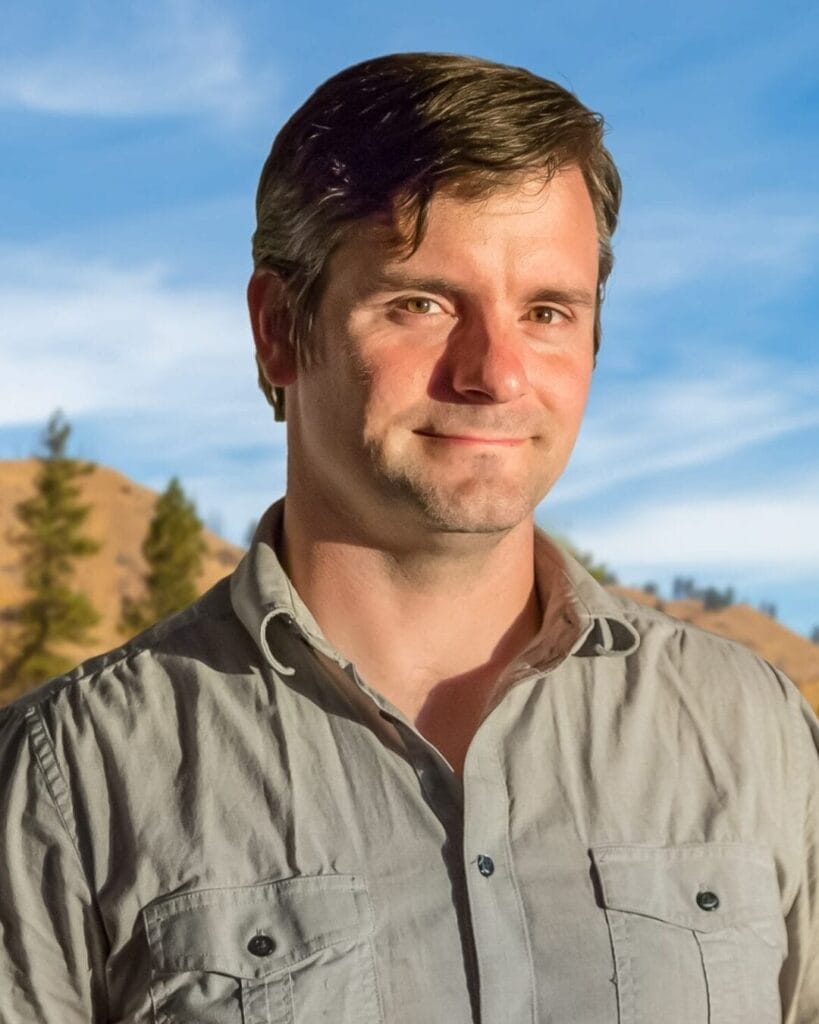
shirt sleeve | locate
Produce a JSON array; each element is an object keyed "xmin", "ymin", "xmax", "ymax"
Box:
[
  {"xmin": 0, "ymin": 701, "xmax": 108, "ymax": 1023},
  {"xmin": 781, "ymin": 684, "xmax": 819, "ymax": 1024}
]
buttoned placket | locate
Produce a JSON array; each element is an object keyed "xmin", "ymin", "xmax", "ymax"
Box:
[
  {"xmin": 368, "ymin": 707, "xmax": 481, "ymax": 1022},
  {"xmin": 376, "ymin": 681, "xmax": 543, "ymax": 1024},
  {"xmin": 461, "ymin": 681, "xmax": 540, "ymax": 1024}
]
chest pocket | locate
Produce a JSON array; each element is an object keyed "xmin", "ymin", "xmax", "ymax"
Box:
[
  {"xmin": 142, "ymin": 874, "xmax": 382, "ymax": 1024},
  {"xmin": 591, "ymin": 844, "xmax": 787, "ymax": 1024}
]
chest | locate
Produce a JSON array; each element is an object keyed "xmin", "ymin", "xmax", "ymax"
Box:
[{"xmin": 97, "ymin": 665, "xmax": 790, "ymax": 1024}]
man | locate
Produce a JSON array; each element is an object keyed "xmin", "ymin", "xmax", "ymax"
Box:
[{"xmin": 1, "ymin": 53, "xmax": 817, "ymax": 1024}]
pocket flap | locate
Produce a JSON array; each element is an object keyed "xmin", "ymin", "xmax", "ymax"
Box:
[
  {"xmin": 143, "ymin": 874, "xmax": 371, "ymax": 980},
  {"xmin": 590, "ymin": 843, "xmax": 782, "ymax": 934}
]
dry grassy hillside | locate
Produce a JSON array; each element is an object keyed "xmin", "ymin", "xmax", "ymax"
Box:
[{"xmin": 0, "ymin": 460, "xmax": 243, "ymax": 702}]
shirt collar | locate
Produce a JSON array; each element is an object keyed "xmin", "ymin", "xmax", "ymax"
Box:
[
  {"xmin": 533, "ymin": 528, "xmax": 641, "ymax": 659},
  {"xmin": 231, "ymin": 499, "xmax": 640, "ymax": 675},
  {"xmin": 230, "ymin": 500, "xmax": 348, "ymax": 672}
]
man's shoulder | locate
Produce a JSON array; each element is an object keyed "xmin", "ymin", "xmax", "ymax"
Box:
[
  {"xmin": 547, "ymin": 537, "xmax": 801, "ymax": 711},
  {"xmin": 0, "ymin": 574, "xmax": 254, "ymax": 729},
  {"xmin": 604, "ymin": 588, "xmax": 804, "ymax": 710}
]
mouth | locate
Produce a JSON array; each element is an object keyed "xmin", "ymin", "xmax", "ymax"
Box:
[{"xmin": 414, "ymin": 430, "xmax": 528, "ymax": 447}]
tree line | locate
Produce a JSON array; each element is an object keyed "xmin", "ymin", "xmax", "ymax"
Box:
[
  {"xmin": 0, "ymin": 413, "xmax": 205, "ymax": 698},
  {"xmin": 642, "ymin": 576, "xmax": 789, "ymax": 622}
]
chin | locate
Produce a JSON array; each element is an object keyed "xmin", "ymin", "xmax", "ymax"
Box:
[
  {"xmin": 395, "ymin": 475, "xmax": 541, "ymax": 535},
  {"xmin": 370, "ymin": 442, "xmax": 555, "ymax": 534}
]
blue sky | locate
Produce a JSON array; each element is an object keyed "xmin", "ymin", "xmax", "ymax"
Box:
[{"xmin": 1, "ymin": 0, "xmax": 818, "ymax": 637}]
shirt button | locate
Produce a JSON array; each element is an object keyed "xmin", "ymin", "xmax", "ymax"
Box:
[
  {"xmin": 247, "ymin": 934, "xmax": 276, "ymax": 957},
  {"xmin": 696, "ymin": 890, "xmax": 720, "ymax": 912},
  {"xmin": 477, "ymin": 854, "xmax": 495, "ymax": 877}
]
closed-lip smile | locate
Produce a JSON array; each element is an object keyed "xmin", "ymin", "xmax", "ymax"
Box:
[{"xmin": 414, "ymin": 431, "xmax": 527, "ymax": 446}]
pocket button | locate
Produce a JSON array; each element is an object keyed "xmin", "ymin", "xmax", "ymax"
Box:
[
  {"xmin": 696, "ymin": 890, "xmax": 720, "ymax": 912},
  {"xmin": 247, "ymin": 933, "xmax": 276, "ymax": 957}
]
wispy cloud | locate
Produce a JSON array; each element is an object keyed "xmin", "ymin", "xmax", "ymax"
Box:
[
  {"xmin": 0, "ymin": 243, "xmax": 285, "ymax": 542},
  {"xmin": 0, "ymin": 1, "xmax": 265, "ymax": 121},
  {"xmin": 613, "ymin": 196, "xmax": 819, "ymax": 297},
  {"xmin": 551, "ymin": 358, "xmax": 819, "ymax": 504},
  {"xmin": 569, "ymin": 481, "xmax": 819, "ymax": 578},
  {"xmin": 0, "ymin": 245, "xmax": 257, "ymax": 423}
]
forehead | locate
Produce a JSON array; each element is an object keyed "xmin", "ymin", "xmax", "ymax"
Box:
[{"xmin": 325, "ymin": 166, "xmax": 599, "ymax": 288}]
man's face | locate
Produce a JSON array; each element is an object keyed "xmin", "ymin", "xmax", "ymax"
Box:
[{"xmin": 280, "ymin": 166, "xmax": 599, "ymax": 540}]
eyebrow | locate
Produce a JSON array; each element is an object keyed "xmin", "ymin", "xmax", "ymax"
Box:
[
  {"xmin": 528, "ymin": 287, "xmax": 596, "ymax": 308},
  {"xmin": 372, "ymin": 271, "xmax": 596, "ymax": 308},
  {"xmin": 373, "ymin": 272, "xmax": 464, "ymax": 296}
]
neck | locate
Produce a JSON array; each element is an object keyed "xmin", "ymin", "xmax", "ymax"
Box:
[{"xmin": 278, "ymin": 488, "xmax": 542, "ymax": 770}]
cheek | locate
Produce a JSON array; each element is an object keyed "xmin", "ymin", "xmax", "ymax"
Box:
[
  {"xmin": 360, "ymin": 351, "xmax": 433, "ymax": 425},
  {"xmin": 532, "ymin": 354, "xmax": 593, "ymax": 422}
]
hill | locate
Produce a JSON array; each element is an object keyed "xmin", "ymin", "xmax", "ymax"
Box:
[
  {"xmin": 1, "ymin": 459, "xmax": 817, "ymax": 715},
  {"xmin": 0, "ymin": 460, "xmax": 243, "ymax": 703}
]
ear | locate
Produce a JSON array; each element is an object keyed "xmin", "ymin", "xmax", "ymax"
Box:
[{"xmin": 247, "ymin": 270, "xmax": 298, "ymax": 387}]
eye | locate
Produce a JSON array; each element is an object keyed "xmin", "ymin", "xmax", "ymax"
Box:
[
  {"xmin": 401, "ymin": 296, "xmax": 441, "ymax": 315},
  {"xmin": 527, "ymin": 306, "xmax": 565, "ymax": 324}
]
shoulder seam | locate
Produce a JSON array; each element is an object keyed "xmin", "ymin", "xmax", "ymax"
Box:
[
  {"xmin": 22, "ymin": 704, "xmax": 113, "ymax": 1011},
  {"xmin": 617, "ymin": 597, "xmax": 769, "ymax": 653},
  {"xmin": 24, "ymin": 705, "xmax": 85, "ymax": 867}
]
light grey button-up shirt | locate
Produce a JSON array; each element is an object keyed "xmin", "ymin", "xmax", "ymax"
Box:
[{"xmin": 1, "ymin": 501, "xmax": 818, "ymax": 1024}]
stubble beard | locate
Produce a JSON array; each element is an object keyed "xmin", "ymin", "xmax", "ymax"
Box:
[{"xmin": 364, "ymin": 437, "xmax": 545, "ymax": 535}]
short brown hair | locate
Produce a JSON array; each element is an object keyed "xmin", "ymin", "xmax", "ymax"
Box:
[{"xmin": 252, "ymin": 52, "xmax": 622, "ymax": 419}]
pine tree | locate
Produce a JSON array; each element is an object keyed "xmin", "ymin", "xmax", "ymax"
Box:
[
  {"xmin": 120, "ymin": 477, "xmax": 205, "ymax": 635},
  {"xmin": 1, "ymin": 412, "xmax": 100, "ymax": 693}
]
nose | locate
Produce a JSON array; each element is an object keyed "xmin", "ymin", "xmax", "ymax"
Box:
[{"xmin": 438, "ymin": 315, "xmax": 531, "ymax": 404}]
